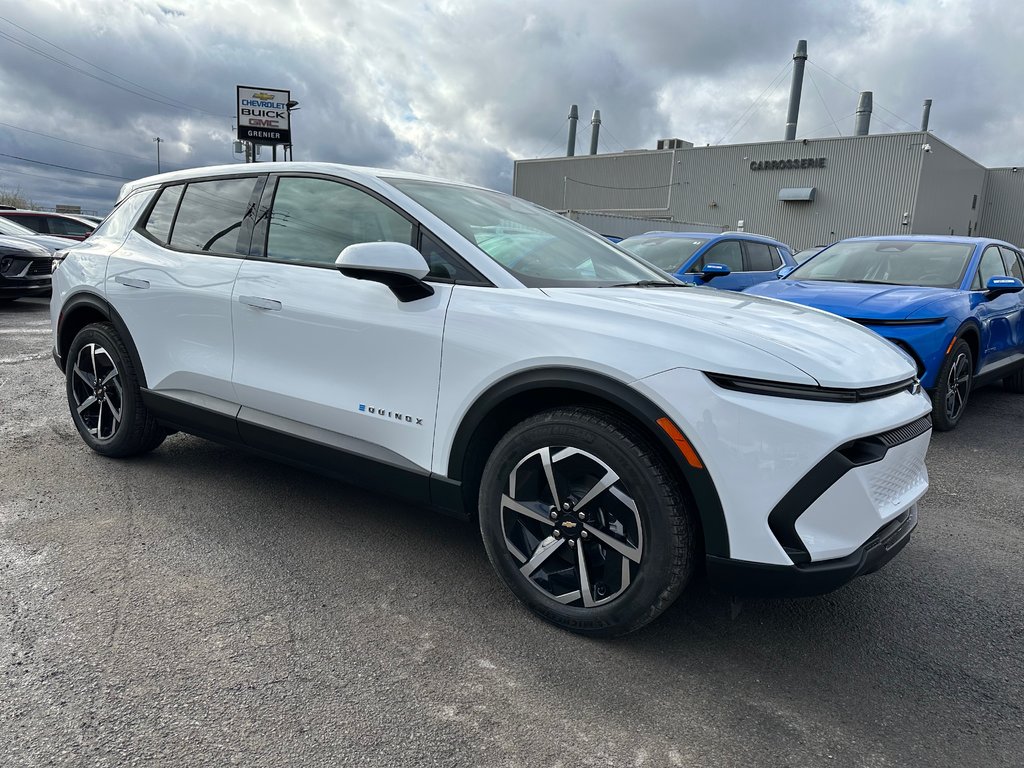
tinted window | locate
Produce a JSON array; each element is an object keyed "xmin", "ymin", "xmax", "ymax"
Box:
[
  {"xmin": 770, "ymin": 246, "xmax": 784, "ymax": 269},
  {"xmin": 4, "ymin": 214, "xmax": 45, "ymax": 233},
  {"xmin": 169, "ymin": 177, "xmax": 258, "ymax": 255},
  {"xmin": 977, "ymin": 246, "xmax": 1005, "ymax": 287},
  {"xmin": 144, "ymin": 185, "xmax": 183, "ymax": 244},
  {"xmin": 694, "ymin": 240, "xmax": 743, "ymax": 272},
  {"xmin": 999, "ymin": 246, "xmax": 1024, "ymax": 280},
  {"xmin": 266, "ymin": 177, "xmax": 413, "ymax": 266},
  {"xmin": 49, "ymin": 217, "xmax": 93, "ymax": 237},
  {"xmin": 618, "ymin": 236, "xmax": 708, "ymax": 271},
  {"xmin": 744, "ymin": 241, "xmax": 775, "ymax": 271}
]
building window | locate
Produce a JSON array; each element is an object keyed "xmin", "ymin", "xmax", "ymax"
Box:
[{"xmin": 972, "ymin": 194, "xmax": 978, "ymax": 210}]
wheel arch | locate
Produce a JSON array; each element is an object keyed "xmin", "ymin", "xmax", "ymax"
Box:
[
  {"xmin": 953, "ymin": 320, "xmax": 981, "ymax": 370},
  {"xmin": 57, "ymin": 291, "xmax": 148, "ymax": 388},
  {"xmin": 446, "ymin": 368, "xmax": 730, "ymax": 558}
]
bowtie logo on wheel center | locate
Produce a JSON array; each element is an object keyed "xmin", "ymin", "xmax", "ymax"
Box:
[{"xmin": 548, "ymin": 500, "xmax": 589, "ymax": 547}]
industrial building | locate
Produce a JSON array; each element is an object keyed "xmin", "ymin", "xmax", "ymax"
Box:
[{"xmin": 513, "ymin": 43, "xmax": 1024, "ymax": 248}]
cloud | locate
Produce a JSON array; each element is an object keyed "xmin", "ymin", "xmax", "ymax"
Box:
[{"xmin": 0, "ymin": 0, "xmax": 1021, "ymax": 213}]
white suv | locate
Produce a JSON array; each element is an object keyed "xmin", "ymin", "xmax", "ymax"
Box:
[{"xmin": 51, "ymin": 163, "xmax": 932, "ymax": 635}]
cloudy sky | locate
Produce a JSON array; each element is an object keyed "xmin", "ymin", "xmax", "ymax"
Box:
[{"xmin": 1, "ymin": 0, "xmax": 1021, "ymax": 214}]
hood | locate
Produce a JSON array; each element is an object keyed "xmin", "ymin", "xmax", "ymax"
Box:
[
  {"xmin": 0, "ymin": 234, "xmax": 51, "ymax": 258},
  {"xmin": 747, "ymin": 279, "xmax": 955, "ymax": 320},
  {"xmin": 542, "ymin": 285, "xmax": 916, "ymax": 388}
]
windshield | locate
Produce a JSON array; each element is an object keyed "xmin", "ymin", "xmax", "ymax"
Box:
[
  {"xmin": 786, "ymin": 240, "xmax": 974, "ymax": 288},
  {"xmin": 385, "ymin": 179, "xmax": 668, "ymax": 287},
  {"xmin": 0, "ymin": 217, "xmax": 38, "ymax": 236},
  {"xmin": 618, "ymin": 236, "xmax": 709, "ymax": 271}
]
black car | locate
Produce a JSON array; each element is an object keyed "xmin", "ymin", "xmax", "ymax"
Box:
[{"xmin": 0, "ymin": 235, "xmax": 54, "ymax": 302}]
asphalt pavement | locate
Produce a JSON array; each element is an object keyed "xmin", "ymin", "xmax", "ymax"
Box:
[{"xmin": 2, "ymin": 296, "xmax": 1022, "ymax": 767}]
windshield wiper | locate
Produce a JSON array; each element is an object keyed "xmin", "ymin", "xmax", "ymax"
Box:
[
  {"xmin": 603, "ymin": 280, "xmax": 688, "ymax": 288},
  {"xmin": 843, "ymin": 279, "xmax": 894, "ymax": 285}
]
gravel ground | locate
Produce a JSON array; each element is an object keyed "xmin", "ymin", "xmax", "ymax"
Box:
[{"xmin": 1, "ymin": 296, "xmax": 1022, "ymax": 767}]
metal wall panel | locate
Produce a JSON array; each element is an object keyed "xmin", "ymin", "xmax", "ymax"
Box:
[
  {"xmin": 912, "ymin": 139, "xmax": 987, "ymax": 236},
  {"xmin": 566, "ymin": 211, "xmax": 724, "ymax": 238},
  {"xmin": 979, "ymin": 168, "xmax": 1024, "ymax": 247},
  {"xmin": 514, "ymin": 133, "xmax": 936, "ymax": 248}
]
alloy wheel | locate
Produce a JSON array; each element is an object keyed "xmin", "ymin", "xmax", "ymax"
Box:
[
  {"xmin": 500, "ymin": 446, "xmax": 643, "ymax": 608},
  {"xmin": 71, "ymin": 343, "xmax": 124, "ymax": 441},
  {"xmin": 944, "ymin": 352, "xmax": 971, "ymax": 422}
]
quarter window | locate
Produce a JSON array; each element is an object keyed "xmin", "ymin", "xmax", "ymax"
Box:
[
  {"xmin": 169, "ymin": 177, "xmax": 258, "ymax": 255},
  {"xmin": 265, "ymin": 177, "xmax": 414, "ymax": 266},
  {"xmin": 420, "ymin": 230, "xmax": 483, "ymax": 282},
  {"xmin": 143, "ymin": 184, "xmax": 184, "ymax": 244}
]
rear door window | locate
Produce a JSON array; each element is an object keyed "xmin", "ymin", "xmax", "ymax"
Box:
[
  {"xmin": 169, "ymin": 177, "xmax": 259, "ymax": 255},
  {"xmin": 743, "ymin": 241, "xmax": 775, "ymax": 271}
]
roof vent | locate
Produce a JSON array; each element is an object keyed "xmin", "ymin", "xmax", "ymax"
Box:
[{"xmin": 656, "ymin": 138, "xmax": 692, "ymax": 150}]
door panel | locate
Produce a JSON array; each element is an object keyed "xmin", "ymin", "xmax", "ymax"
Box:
[{"xmin": 230, "ymin": 261, "xmax": 451, "ymax": 472}]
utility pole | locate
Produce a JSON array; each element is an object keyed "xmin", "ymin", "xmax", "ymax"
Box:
[{"xmin": 153, "ymin": 137, "xmax": 163, "ymax": 173}]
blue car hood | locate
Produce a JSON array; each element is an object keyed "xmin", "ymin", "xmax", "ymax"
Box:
[{"xmin": 747, "ymin": 280, "xmax": 955, "ymax": 320}]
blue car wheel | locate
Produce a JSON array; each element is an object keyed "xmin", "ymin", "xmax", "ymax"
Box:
[{"xmin": 931, "ymin": 338, "xmax": 972, "ymax": 431}]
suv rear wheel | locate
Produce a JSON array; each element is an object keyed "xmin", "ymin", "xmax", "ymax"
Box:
[
  {"xmin": 478, "ymin": 407, "xmax": 694, "ymax": 637},
  {"xmin": 66, "ymin": 322, "xmax": 165, "ymax": 457}
]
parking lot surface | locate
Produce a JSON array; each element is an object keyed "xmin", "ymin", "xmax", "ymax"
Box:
[{"xmin": 2, "ymin": 297, "xmax": 1022, "ymax": 767}]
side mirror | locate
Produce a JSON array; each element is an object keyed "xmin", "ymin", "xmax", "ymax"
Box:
[
  {"xmin": 700, "ymin": 263, "xmax": 731, "ymax": 282},
  {"xmin": 336, "ymin": 241, "xmax": 435, "ymax": 302},
  {"xmin": 777, "ymin": 265, "xmax": 797, "ymax": 279},
  {"xmin": 985, "ymin": 275, "xmax": 1024, "ymax": 299}
]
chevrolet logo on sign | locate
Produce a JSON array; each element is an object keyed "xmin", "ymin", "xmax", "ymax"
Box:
[{"xmin": 252, "ymin": 92, "xmax": 275, "ymax": 100}]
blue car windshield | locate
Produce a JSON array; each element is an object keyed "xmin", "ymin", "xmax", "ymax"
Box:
[
  {"xmin": 385, "ymin": 178, "xmax": 669, "ymax": 287},
  {"xmin": 787, "ymin": 240, "xmax": 974, "ymax": 288},
  {"xmin": 618, "ymin": 236, "xmax": 709, "ymax": 271}
]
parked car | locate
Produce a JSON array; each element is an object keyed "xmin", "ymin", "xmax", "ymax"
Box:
[
  {"xmin": 746, "ymin": 235, "xmax": 1024, "ymax": 431},
  {"xmin": 0, "ymin": 208, "xmax": 96, "ymax": 241},
  {"xmin": 52, "ymin": 163, "xmax": 931, "ymax": 635},
  {"xmin": 0, "ymin": 216, "xmax": 78, "ymax": 253},
  {"xmin": 0, "ymin": 235, "xmax": 55, "ymax": 302},
  {"xmin": 616, "ymin": 231, "xmax": 796, "ymax": 291}
]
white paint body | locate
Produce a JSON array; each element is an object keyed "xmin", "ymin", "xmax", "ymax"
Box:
[{"xmin": 52, "ymin": 162, "xmax": 931, "ymax": 569}]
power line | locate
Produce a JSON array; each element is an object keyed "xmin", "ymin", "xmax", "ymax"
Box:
[
  {"xmin": 0, "ymin": 18, "xmax": 230, "ymax": 118},
  {"xmin": 806, "ymin": 69, "xmax": 842, "ymax": 137},
  {"xmin": 716, "ymin": 59, "xmax": 793, "ymax": 145},
  {"xmin": 0, "ymin": 120, "xmax": 181, "ymax": 169},
  {"xmin": 0, "ymin": 152, "xmax": 132, "ymax": 180},
  {"xmin": 0, "ymin": 164, "xmax": 121, "ymax": 185}
]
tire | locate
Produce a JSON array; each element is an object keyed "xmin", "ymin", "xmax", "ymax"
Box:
[
  {"xmin": 478, "ymin": 407, "xmax": 695, "ymax": 637},
  {"xmin": 1003, "ymin": 366, "xmax": 1024, "ymax": 394},
  {"xmin": 931, "ymin": 338, "xmax": 973, "ymax": 431},
  {"xmin": 65, "ymin": 322, "xmax": 166, "ymax": 457}
]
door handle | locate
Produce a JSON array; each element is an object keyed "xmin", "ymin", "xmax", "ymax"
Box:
[
  {"xmin": 114, "ymin": 276, "xmax": 150, "ymax": 289},
  {"xmin": 238, "ymin": 295, "xmax": 282, "ymax": 311}
]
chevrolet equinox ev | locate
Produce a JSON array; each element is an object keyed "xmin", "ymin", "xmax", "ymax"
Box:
[{"xmin": 51, "ymin": 163, "xmax": 932, "ymax": 635}]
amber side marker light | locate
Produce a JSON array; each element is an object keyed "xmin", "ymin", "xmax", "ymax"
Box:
[{"xmin": 656, "ymin": 417, "xmax": 704, "ymax": 469}]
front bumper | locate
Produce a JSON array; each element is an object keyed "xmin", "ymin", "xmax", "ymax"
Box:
[
  {"xmin": 706, "ymin": 504, "xmax": 918, "ymax": 597},
  {"xmin": 0, "ymin": 255, "xmax": 53, "ymax": 298}
]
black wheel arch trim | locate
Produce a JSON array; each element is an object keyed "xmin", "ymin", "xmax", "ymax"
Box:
[
  {"xmin": 446, "ymin": 366, "xmax": 730, "ymax": 558},
  {"xmin": 56, "ymin": 291, "xmax": 148, "ymax": 388}
]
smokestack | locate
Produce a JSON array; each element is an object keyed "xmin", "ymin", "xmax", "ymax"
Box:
[
  {"xmin": 855, "ymin": 91, "xmax": 873, "ymax": 136},
  {"xmin": 784, "ymin": 40, "xmax": 808, "ymax": 140},
  {"xmin": 921, "ymin": 99, "xmax": 932, "ymax": 131},
  {"xmin": 589, "ymin": 109, "xmax": 601, "ymax": 155},
  {"xmin": 567, "ymin": 104, "xmax": 579, "ymax": 157}
]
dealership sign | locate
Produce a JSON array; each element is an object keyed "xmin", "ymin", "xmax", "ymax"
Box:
[{"xmin": 236, "ymin": 86, "xmax": 291, "ymax": 145}]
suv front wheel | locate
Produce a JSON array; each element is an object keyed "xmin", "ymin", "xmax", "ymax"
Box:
[
  {"xmin": 65, "ymin": 322, "xmax": 166, "ymax": 457},
  {"xmin": 479, "ymin": 407, "xmax": 695, "ymax": 637}
]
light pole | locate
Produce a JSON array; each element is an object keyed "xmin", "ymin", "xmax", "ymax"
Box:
[
  {"xmin": 285, "ymin": 100, "xmax": 299, "ymax": 161},
  {"xmin": 153, "ymin": 136, "xmax": 163, "ymax": 173}
]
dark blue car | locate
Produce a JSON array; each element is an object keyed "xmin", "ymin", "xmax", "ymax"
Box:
[
  {"xmin": 746, "ymin": 235, "xmax": 1024, "ymax": 430},
  {"xmin": 617, "ymin": 231, "xmax": 796, "ymax": 291}
]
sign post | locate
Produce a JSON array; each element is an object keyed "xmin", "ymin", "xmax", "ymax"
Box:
[{"xmin": 236, "ymin": 86, "xmax": 292, "ymax": 160}]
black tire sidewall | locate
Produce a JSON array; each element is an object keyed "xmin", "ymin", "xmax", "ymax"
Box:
[
  {"xmin": 66, "ymin": 323, "xmax": 146, "ymax": 456},
  {"xmin": 931, "ymin": 338, "xmax": 972, "ymax": 431},
  {"xmin": 479, "ymin": 410, "xmax": 687, "ymax": 636}
]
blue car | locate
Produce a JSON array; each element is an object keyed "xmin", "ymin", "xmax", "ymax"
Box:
[
  {"xmin": 617, "ymin": 231, "xmax": 796, "ymax": 291},
  {"xmin": 746, "ymin": 235, "xmax": 1024, "ymax": 430}
]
